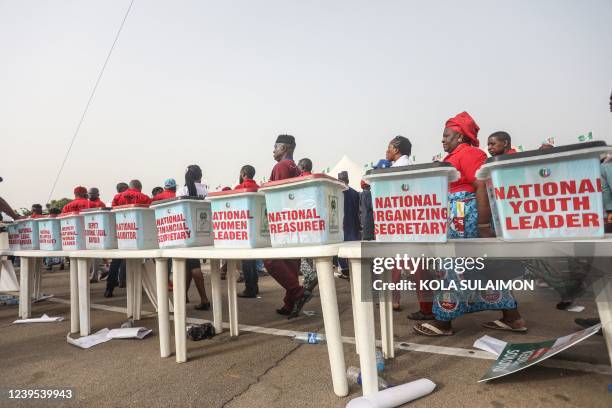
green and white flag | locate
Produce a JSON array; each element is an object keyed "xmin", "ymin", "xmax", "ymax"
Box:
[{"xmin": 578, "ymin": 131, "xmax": 593, "ymax": 142}]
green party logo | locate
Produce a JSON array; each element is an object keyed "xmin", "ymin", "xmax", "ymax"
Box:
[{"xmin": 539, "ymin": 168, "xmax": 551, "ymax": 178}]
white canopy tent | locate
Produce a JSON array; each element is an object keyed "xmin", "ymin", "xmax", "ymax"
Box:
[{"xmin": 325, "ymin": 155, "xmax": 366, "ymax": 192}]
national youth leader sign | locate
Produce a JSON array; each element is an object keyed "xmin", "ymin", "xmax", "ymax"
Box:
[
  {"xmin": 490, "ymin": 157, "xmax": 605, "ymax": 239},
  {"xmin": 479, "ymin": 324, "xmax": 602, "ymax": 381},
  {"xmin": 370, "ymin": 174, "xmax": 449, "ymax": 242}
]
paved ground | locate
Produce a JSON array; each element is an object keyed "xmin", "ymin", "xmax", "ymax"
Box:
[{"xmin": 1, "ymin": 262, "xmax": 611, "ymax": 407}]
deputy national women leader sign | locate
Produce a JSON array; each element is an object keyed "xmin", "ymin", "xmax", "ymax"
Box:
[{"xmin": 479, "ymin": 324, "xmax": 602, "ymax": 382}]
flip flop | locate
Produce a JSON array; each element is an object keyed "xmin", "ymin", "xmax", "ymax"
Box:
[
  {"xmin": 413, "ymin": 322, "xmax": 454, "ymax": 337},
  {"xmin": 482, "ymin": 319, "xmax": 527, "ymax": 332}
]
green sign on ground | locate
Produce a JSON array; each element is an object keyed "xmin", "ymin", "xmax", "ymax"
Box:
[{"xmin": 479, "ymin": 324, "xmax": 602, "ymax": 382}]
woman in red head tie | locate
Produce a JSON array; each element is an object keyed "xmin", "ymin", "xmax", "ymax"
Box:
[{"xmin": 413, "ymin": 113, "xmax": 525, "ymax": 336}]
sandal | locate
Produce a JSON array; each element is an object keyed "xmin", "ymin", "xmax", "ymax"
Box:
[
  {"xmin": 482, "ymin": 319, "xmax": 527, "ymax": 332},
  {"xmin": 413, "ymin": 322, "xmax": 454, "ymax": 337},
  {"xmin": 407, "ymin": 311, "xmax": 435, "ymax": 321},
  {"xmin": 194, "ymin": 302, "xmax": 211, "ymax": 311}
]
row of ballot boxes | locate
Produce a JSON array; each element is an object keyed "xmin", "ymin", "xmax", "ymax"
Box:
[
  {"xmin": 4, "ymin": 141, "xmax": 612, "ymax": 252},
  {"xmin": 5, "ymin": 174, "xmax": 348, "ymax": 251}
]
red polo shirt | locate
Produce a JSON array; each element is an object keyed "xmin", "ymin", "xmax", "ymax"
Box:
[
  {"xmin": 30, "ymin": 214, "xmax": 44, "ymax": 219},
  {"xmin": 270, "ymin": 159, "xmax": 301, "ymax": 181},
  {"xmin": 152, "ymin": 189, "xmax": 176, "ymax": 202},
  {"xmin": 88, "ymin": 198, "xmax": 106, "ymax": 208},
  {"xmin": 505, "ymin": 148, "xmax": 517, "ymax": 155},
  {"xmin": 111, "ymin": 193, "xmax": 122, "ymax": 207},
  {"xmin": 62, "ymin": 197, "xmax": 91, "ymax": 213},
  {"xmin": 234, "ymin": 179, "xmax": 259, "ymax": 190},
  {"xmin": 444, "ymin": 143, "xmax": 487, "ymax": 194},
  {"xmin": 300, "ymin": 171, "xmax": 312, "ymax": 176},
  {"xmin": 114, "ymin": 188, "xmax": 152, "ymax": 206}
]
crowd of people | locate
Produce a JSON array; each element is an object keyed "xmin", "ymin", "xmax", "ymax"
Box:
[{"xmin": 2, "ymin": 108, "xmax": 610, "ymax": 334}]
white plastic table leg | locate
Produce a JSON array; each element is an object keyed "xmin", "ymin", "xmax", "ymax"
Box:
[
  {"xmin": 32, "ymin": 258, "xmax": 41, "ymax": 300},
  {"xmin": 77, "ymin": 258, "xmax": 91, "ymax": 336},
  {"xmin": 315, "ymin": 257, "xmax": 349, "ymax": 397},
  {"xmin": 69, "ymin": 259, "xmax": 79, "ymax": 334},
  {"xmin": 126, "ymin": 260, "xmax": 135, "ymax": 318},
  {"xmin": 142, "ymin": 260, "xmax": 159, "ymax": 311},
  {"xmin": 349, "ymin": 267, "xmax": 360, "ymax": 355},
  {"xmin": 595, "ymin": 276, "xmax": 612, "ymax": 366},
  {"xmin": 349, "ymin": 258, "xmax": 378, "ymax": 396},
  {"xmin": 155, "ymin": 258, "xmax": 171, "ymax": 358},
  {"xmin": 133, "ymin": 260, "xmax": 143, "ymax": 321},
  {"xmin": 0, "ymin": 258, "xmax": 19, "ymax": 292},
  {"xmin": 172, "ymin": 259, "xmax": 187, "ymax": 363},
  {"xmin": 227, "ymin": 259, "xmax": 239, "ymax": 337},
  {"xmin": 379, "ymin": 267, "xmax": 395, "ymax": 359},
  {"xmin": 209, "ymin": 258, "xmax": 223, "ymax": 334},
  {"xmin": 19, "ymin": 257, "xmax": 32, "ymax": 318}
]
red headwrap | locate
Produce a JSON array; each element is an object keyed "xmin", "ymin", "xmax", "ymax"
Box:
[
  {"xmin": 360, "ymin": 180, "xmax": 369, "ymax": 189},
  {"xmin": 74, "ymin": 186, "xmax": 87, "ymax": 196},
  {"xmin": 445, "ymin": 111, "xmax": 480, "ymax": 147}
]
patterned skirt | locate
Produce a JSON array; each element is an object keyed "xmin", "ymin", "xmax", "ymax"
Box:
[{"xmin": 432, "ymin": 191, "xmax": 517, "ymax": 321}]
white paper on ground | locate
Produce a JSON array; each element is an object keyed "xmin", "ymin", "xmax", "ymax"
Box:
[
  {"xmin": 566, "ymin": 305, "xmax": 585, "ymax": 312},
  {"xmin": 473, "ymin": 335, "xmax": 508, "ymax": 357},
  {"xmin": 67, "ymin": 329, "xmax": 112, "ymax": 349},
  {"xmin": 13, "ymin": 314, "xmax": 64, "ymax": 324},
  {"xmin": 346, "ymin": 379, "xmax": 436, "ymax": 408},
  {"xmin": 107, "ymin": 327, "xmax": 152, "ymax": 340}
]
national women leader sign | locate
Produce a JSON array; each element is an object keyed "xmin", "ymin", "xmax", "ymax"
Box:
[{"xmin": 208, "ymin": 189, "xmax": 270, "ymax": 249}]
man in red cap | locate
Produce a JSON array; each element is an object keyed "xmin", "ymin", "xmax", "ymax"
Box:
[
  {"xmin": 62, "ymin": 186, "xmax": 91, "ymax": 213},
  {"xmin": 266, "ymin": 134, "xmax": 310, "ymax": 318},
  {"xmin": 114, "ymin": 179, "xmax": 152, "ymax": 206}
]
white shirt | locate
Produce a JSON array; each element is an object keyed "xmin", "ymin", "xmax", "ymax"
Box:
[
  {"xmin": 392, "ymin": 155, "xmax": 411, "ymax": 167},
  {"xmin": 177, "ymin": 182, "xmax": 208, "ymax": 198}
]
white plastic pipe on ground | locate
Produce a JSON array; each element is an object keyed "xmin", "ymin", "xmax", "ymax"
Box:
[{"xmin": 346, "ymin": 379, "xmax": 436, "ymax": 408}]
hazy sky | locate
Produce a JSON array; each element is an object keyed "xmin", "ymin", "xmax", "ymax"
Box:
[{"xmin": 1, "ymin": 0, "xmax": 611, "ymax": 209}]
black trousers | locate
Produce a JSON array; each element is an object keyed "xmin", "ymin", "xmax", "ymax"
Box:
[
  {"xmin": 242, "ymin": 260, "xmax": 258, "ymax": 293},
  {"xmin": 106, "ymin": 259, "xmax": 126, "ymax": 291}
]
